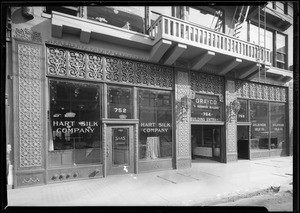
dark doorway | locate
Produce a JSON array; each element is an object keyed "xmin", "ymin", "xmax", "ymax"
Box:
[{"xmin": 237, "ymin": 126, "xmax": 250, "ymax": 159}]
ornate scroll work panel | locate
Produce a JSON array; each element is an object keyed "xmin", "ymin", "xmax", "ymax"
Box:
[
  {"xmin": 47, "ymin": 47, "xmax": 67, "ymax": 76},
  {"xmin": 47, "ymin": 46, "xmax": 174, "ymax": 89},
  {"xmin": 235, "ymin": 80, "xmax": 287, "ymax": 102},
  {"xmin": 17, "ymin": 43, "xmax": 43, "ymax": 168},
  {"xmin": 190, "ymin": 71, "xmax": 224, "ymax": 95},
  {"xmin": 86, "ymin": 54, "xmax": 103, "ymax": 80},
  {"xmin": 14, "ymin": 28, "xmax": 42, "ymax": 43},
  {"xmin": 68, "ymin": 50, "xmax": 86, "ymax": 79},
  {"xmin": 105, "ymin": 57, "xmax": 120, "ymax": 82},
  {"xmin": 175, "ymin": 71, "xmax": 190, "ymax": 157}
]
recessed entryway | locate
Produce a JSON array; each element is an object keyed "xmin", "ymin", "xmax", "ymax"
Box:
[{"xmin": 237, "ymin": 126, "xmax": 250, "ymax": 160}]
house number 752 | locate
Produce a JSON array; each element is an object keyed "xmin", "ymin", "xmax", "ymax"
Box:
[{"xmin": 114, "ymin": 108, "xmax": 127, "ymax": 113}]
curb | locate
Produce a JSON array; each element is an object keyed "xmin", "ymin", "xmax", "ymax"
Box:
[{"xmin": 196, "ymin": 183, "xmax": 292, "ymax": 206}]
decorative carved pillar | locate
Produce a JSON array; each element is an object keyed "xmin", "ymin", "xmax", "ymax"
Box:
[
  {"xmin": 175, "ymin": 69, "xmax": 191, "ymax": 169},
  {"xmin": 225, "ymin": 79, "xmax": 238, "ymax": 162},
  {"xmin": 13, "ymin": 28, "xmax": 45, "ymax": 187}
]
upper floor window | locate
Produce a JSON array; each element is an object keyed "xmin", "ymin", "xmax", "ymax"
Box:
[
  {"xmin": 249, "ymin": 23, "xmax": 288, "ymax": 69},
  {"xmin": 44, "ymin": 6, "xmax": 79, "ymax": 16},
  {"xmin": 274, "ymin": 2, "xmax": 288, "ymax": 15},
  {"xmin": 188, "ymin": 6, "xmax": 224, "ymax": 32},
  {"xmin": 87, "ymin": 6, "xmax": 146, "ymax": 34},
  {"xmin": 276, "ymin": 33, "xmax": 287, "ymax": 69}
]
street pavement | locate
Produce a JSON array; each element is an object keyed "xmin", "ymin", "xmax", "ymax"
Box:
[{"xmin": 6, "ymin": 156, "xmax": 293, "ymax": 206}]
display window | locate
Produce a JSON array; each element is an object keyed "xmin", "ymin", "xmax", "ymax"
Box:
[
  {"xmin": 107, "ymin": 86, "xmax": 133, "ymax": 119},
  {"xmin": 138, "ymin": 89, "xmax": 172, "ymax": 160},
  {"xmin": 237, "ymin": 99, "xmax": 248, "ymax": 122},
  {"xmin": 270, "ymin": 103, "xmax": 286, "ymax": 150},
  {"xmin": 250, "ymin": 101, "xmax": 269, "ymax": 150},
  {"xmin": 49, "ymin": 80, "xmax": 102, "ymax": 166}
]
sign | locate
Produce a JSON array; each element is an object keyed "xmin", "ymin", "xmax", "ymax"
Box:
[
  {"xmin": 271, "ymin": 123, "xmax": 284, "ymax": 132},
  {"xmin": 191, "ymin": 94, "xmax": 222, "ymax": 121},
  {"xmin": 252, "ymin": 122, "xmax": 267, "ymax": 132},
  {"xmin": 53, "ymin": 120, "xmax": 99, "ymax": 134},
  {"xmin": 113, "ymin": 128, "xmax": 128, "ymax": 147},
  {"xmin": 140, "ymin": 122, "xmax": 171, "ymax": 133}
]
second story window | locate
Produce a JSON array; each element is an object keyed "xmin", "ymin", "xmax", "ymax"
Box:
[
  {"xmin": 187, "ymin": 6, "xmax": 224, "ymax": 32},
  {"xmin": 87, "ymin": 6, "xmax": 146, "ymax": 34},
  {"xmin": 276, "ymin": 33, "xmax": 287, "ymax": 69},
  {"xmin": 249, "ymin": 23, "xmax": 288, "ymax": 69},
  {"xmin": 44, "ymin": 6, "xmax": 79, "ymax": 16}
]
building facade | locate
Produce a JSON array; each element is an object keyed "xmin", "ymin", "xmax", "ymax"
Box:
[{"xmin": 5, "ymin": 3, "xmax": 294, "ymax": 188}]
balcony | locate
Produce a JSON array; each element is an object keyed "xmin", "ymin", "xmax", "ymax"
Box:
[
  {"xmin": 149, "ymin": 15, "xmax": 271, "ymax": 78},
  {"xmin": 51, "ymin": 11, "xmax": 272, "ymax": 80}
]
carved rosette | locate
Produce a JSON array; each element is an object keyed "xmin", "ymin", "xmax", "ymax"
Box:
[
  {"xmin": 105, "ymin": 57, "xmax": 120, "ymax": 82},
  {"xmin": 68, "ymin": 51, "xmax": 86, "ymax": 79},
  {"xmin": 18, "ymin": 44, "xmax": 42, "ymax": 167},
  {"xmin": 136, "ymin": 62, "xmax": 149, "ymax": 85},
  {"xmin": 120, "ymin": 60, "xmax": 134, "ymax": 83},
  {"xmin": 263, "ymin": 85, "xmax": 269, "ymax": 100},
  {"xmin": 275, "ymin": 87, "xmax": 281, "ymax": 101},
  {"xmin": 47, "ymin": 47, "xmax": 67, "ymax": 76},
  {"xmin": 281, "ymin": 88, "xmax": 286, "ymax": 102},
  {"xmin": 86, "ymin": 54, "xmax": 103, "ymax": 80}
]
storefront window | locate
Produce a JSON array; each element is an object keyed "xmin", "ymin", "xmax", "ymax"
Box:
[
  {"xmin": 191, "ymin": 94, "xmax": 223, "ymax": 122},
  {"xmin": 138, "ymin": 89, "xmax": 172, "ymax": 160},
  {"xmin": 87, "ymin": 6, "xmax": 145, "ymax": 33},
  {"xmin": 49, "ymin": 80, "xmax": 101, "ymax": 166},
  {"xmin": 250, "ymin": 101, "xmax": 269, "ymax": 150},
  {"xmin": 237, "ymin": 99, "xmax": 248, "ymax": 122},
  {"xmin": 270, "ymin": 103, "xmax": 286, "ymax": 150},
  {"xmin": 107, "ymin": 86, "xmax": 133, "ymax": 119}
]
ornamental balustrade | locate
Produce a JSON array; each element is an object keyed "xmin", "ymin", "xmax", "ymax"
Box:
[{"xmin": 149, "ymin": 15, "xmax": 271, "ymax": 64}]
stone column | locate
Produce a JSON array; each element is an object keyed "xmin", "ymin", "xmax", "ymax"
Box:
[
  {"xmin": 174, "ymin": 69, "xmax": 191, "ymax": 169},
  {"xmin": 12, "ymin": 28, "xmax": 45, "ymax": 188},
  {"xmin": 225, "ymin": 79, "xmax": 238, "ymax": 162}
]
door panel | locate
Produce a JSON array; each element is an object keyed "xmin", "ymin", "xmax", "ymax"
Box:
[{"xmin": 107, "ymin": 126, "xmax": 134, "ymax": 175}]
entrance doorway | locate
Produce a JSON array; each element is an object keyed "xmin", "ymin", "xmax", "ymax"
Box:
[
  {"xmin": 237, "ymin": 126, "xmax": 250, "ymax": 159},
  {"xmin": 191, "ymin": 125, "xmax": 221, "ymax": 161},
  {"xmin": 106, "ymin": 126, "xmax": 134, "ymax": 175}
]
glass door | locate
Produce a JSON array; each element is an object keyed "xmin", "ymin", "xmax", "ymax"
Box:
[
  {"xmin": 107, "ymin": 126, "xmax": 134, "ymax": 175},
  {"xmin": 212, "ymin": 127, "xmax": 221, "ymax": 160},
  {"xmin": 237, "ymin": 126, "xmax": 250, "ymax": 159}
]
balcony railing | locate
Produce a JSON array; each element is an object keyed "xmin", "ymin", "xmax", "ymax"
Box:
[{"xmin": 149, "ymin": 15, "xmax": 271, "ymax": 64}]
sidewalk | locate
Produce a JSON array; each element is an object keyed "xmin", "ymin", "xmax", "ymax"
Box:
[{"xmin": 6, "ymin": 156, "xmax": 293, "ymax": 206}]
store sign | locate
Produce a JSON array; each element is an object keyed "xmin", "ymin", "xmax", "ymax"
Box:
[
  {"xmin": 113, "ymin": 128, "xmax": 128, "ymax": 146},
  {"xmin": 140, "ymin": 122, "xmax": 171, "ymax": 133},
  {"xmin": 53, "ymin": 120, "xmax": 99, "ymax": 134},
  {"xmin": 252, "ymin": 122, "xmax": 267, "ymax": 132},
  {"xmin": 271, "ymin": 123, "xmax": 284, "ymax": 132},
  {"xmin": 191, "ymin": 94, "xmax": 222, "ymax": 121}
]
